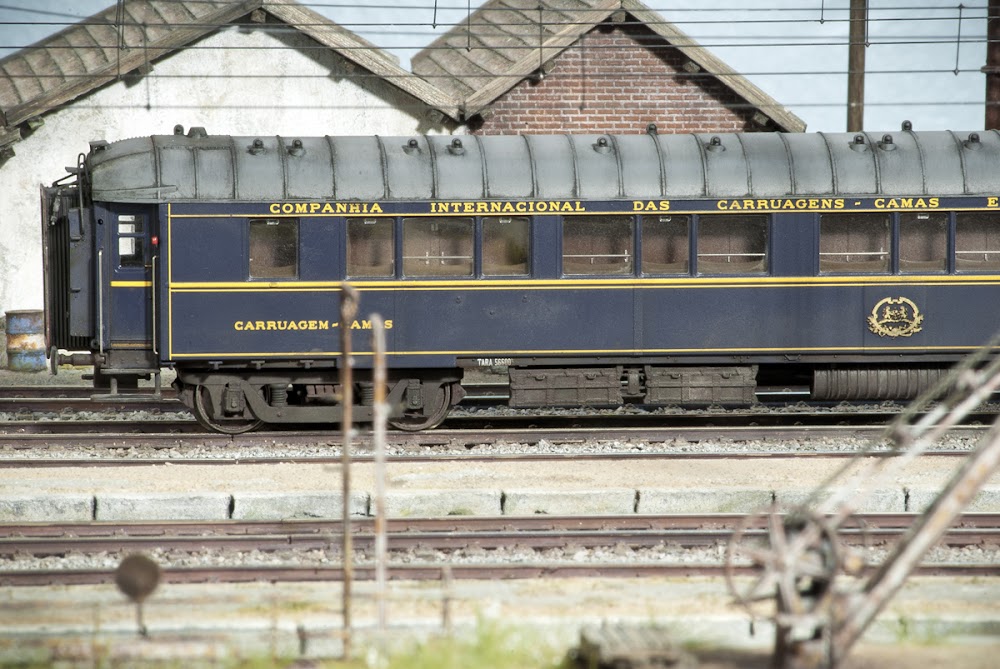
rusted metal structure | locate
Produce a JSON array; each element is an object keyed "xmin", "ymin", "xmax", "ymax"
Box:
[{"xmin": 726, "ymin": 337, "xmax": 1000, "ymax": 668}]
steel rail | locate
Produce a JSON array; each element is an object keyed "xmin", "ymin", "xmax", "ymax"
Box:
[
  {"xmin": 2, "ymin": 514, "xmax": 996, "ymax": 557},
  {"xmin": 0, "ymin": 448, "xmax": 972, "ymax": 469},
  {"xmin": 1, "ymin": 562, "xmax": 993, "ymax": 587}
]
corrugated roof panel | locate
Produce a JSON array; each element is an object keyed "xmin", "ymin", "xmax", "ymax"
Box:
[
  {"xmin": 571, "ymin": 135, "xmax": 621, "ymax": 199},
  {"xmin": 616, "ymin": 134, "xmax": 663, "ymax": 198},
  {"xmin": 284, "ymin": 137, "xmax": 335, "ymax": 200},
  {"xmin": 90, "ymin": 137, "xmax": 157, "ymax": 200},
  {"xmin": 480, "ymin": 135, "xmax": 534, "ymax": 198},
  {"xmin": 157, "ymin": 144, "xmax": 197, "ymax": 199},
  {"xmin": 232, "ymin": 136, "xmax": 284, "ymax": 201},
  {"xmin": 384, "ymin": 135, "xmax": 434, "ymax": 199},
  {"xmin": 658, "ymin": 134, "xmax": 705, "ymax": 198},
  {"xmin": 956, "ymin": 130, "xmax": 1000, "ymax": 195},
  {"xmin": 914, "ymin": 132, "xmax": 963, "ymax": 195},
  {"xmin": 698, "ymin": 134, "xmax": 749, "ymax": 198},
  {"xmin": 826, "ymin": 134, "xmax": 878, "ymax": 194},
  {"xmin": 193, "ymin": 146, "xmax": 234, "ymax": 200},
  {"xmin": 330, "ymin": 136, "xmax": 386, "ymax": 200},
  {"xmin": 86, "ymin": 131, "xmax": 1000, "ymax": 203},
  {"xmin": 866, "ymin": 131, "xmax": 924, "ymax": 195},
  {"xmin": 784, "ymin": 133, "xmax": 834, "ymax": 195},
  {"xmin": 739, "ymin": 133, "xmax": 792, "ymax": 197},
  {"xmin": 428, "ymin": 135, "xmax": 485, "ymax": 199},
  {"xmin": 525, "ymin": 135, "xmax": 576, "ymax": 199}
]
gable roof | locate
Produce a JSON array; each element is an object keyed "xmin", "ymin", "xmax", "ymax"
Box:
[
  {"xmin": 411, "ymin": 0, "xmax": 806, "ymax": 132},
  {"xmin": 0, "ymin": 0, "xmax": 459, "ymax": 136}
]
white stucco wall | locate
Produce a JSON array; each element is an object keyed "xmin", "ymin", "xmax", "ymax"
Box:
[{"xmin": 0, "ymin": 24, "xmax": 455, "ymax": 317}]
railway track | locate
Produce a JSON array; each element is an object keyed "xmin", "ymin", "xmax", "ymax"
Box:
[
  {"xmin": 2, "ymin": 514, "xmax": 997, "ymax": 554},
  {"xmin": 0, "ymin": 441, "xmax": 975, "ymax": 468},
  {"xmin": 5, "ymin": 385, "xmax": 996, "ymax": 434},
  {"xmin": 2, "ymin": 514, "xmax": 997, "ymax": 586},
  {"xmin": 4, "ymin": 562, "xmax": 993, "ymax": 588},
  {"xmin": 2, "ymin": 407, "xmax": 986, "ymax": 435}
]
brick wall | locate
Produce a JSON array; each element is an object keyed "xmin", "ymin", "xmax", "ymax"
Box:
[{"xmin": 470, "ymin": 23, "xmax": 774, "ymax": 135}]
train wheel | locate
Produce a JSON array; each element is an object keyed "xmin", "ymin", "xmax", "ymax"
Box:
[
  {"xmin": 191, "ymin": 384, "xmax": 264, "ymax": 435},
  {"xmin": 388, "ymin": 382, "xmax": 452, "ymax": 431}
]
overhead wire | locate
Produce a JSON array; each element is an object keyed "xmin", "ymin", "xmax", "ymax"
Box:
[{"xmin": 0, "ymin": 1, "xmax": 988, "ymax": 116}]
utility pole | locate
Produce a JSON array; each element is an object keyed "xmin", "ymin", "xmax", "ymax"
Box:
[
  {"xmin": 986, "ymin": 1, "xmax": 1000, "ymax": 129},
  {"xmin": 847, "ymin": 0, "xmax": 867, "ymax": 132}
]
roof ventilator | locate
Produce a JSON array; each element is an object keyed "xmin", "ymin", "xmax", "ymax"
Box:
[
  {"xmin": 248, "ymin": 138, "xmax": 266, "ymax": 155},
  {"xmin": 850, "ymin": 134, "xmax": 868, "ymax": 152},
  {"xmin": 878, "ymin": 134, "xmax": 896, "ymax": 151},
  {"xmin": 593, "ymin": 136, "xmax": 612, "ymax": 154},
  {"xmin": 89, "ymin": 140, "xmax": 109, "ymax": 153},
  {"xmin": 402, "ymin": 138, "xmax": 420, "ymax": 155},
  {"xmin": 646, "ymin": 123, "xmax": 658, "ymax": 135},
  {"xmin": 288, "ymin": 139, "xmax": 306, "ymax": 157},
  {"xmin": 448, "ymin": 138, "xmax": 466, "ymax": 155},
  {"xmin": 706, "ymin": 136, "xmax": 724, "ymax": 153},
  {"xmin": 173, "ymin": 124, "xmax": 184, "ymax": 135},
  {"xmin": 187, "ymin": 127, "xmax": 207, "ymax": 139},
  {"xmin": 964, "ymin": 133, "xmax": 982, "ymax": 150},
  {"xmin": 901, "ymin": 120, "xmax": 913, "ymax": 131}
]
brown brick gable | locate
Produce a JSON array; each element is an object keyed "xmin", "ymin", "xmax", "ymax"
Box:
[{"xmin": 469, "ymin": 22, "xmax": 772, "ymax": 135}]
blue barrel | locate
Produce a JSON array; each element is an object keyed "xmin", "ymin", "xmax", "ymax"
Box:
[{"xmin": 5, "ymin": 310, "xmax": 46, "ymax": 372}]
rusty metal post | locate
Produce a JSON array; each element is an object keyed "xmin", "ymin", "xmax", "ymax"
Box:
[
  {"xmin": 371, "ymin": 315, "xmax": 388, "ymax": 637},
  {"xmin": 833, "ymin": 415, "xmax": 1000, "ymax": 657},
  {"xmin": 338, "ymin": 284, "xmax": 359, "ymax": 661},
  {"xmin": 847, "ymin": 0, "xmax": 867, "ymax": 132},
  {"xmin": 441, "ymin": 564, "xmax": 453, "ymax": 634},
  {"xmin": 986, "ymin": 1, "xmax": 1000, "ymax": 128}
]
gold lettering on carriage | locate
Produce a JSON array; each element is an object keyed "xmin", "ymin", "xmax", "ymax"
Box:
[
  {"xmin": 429, "ymin": 200, "xmax": 586, "ymax": 214},
  {"xmin": 716, "ymin": 198, "xmax": 845, "ymax": 211},
  {"xmin": 632, "ymin": 200, "xmax": 671, "ymax": 211},
  {"xmin": 233, "ymin": 319, "xmax": 393, "ymax": 331},
  {"xmin": 873, "ymin": 198, "xmax": 939, "ymax": 209},
  {"xmin": 867, "ymin": 297, "xmax": 923, "ymax": 338},
  {"xmin": 268, "ymin": 202, "xmax": 384, "ymax": 215}
]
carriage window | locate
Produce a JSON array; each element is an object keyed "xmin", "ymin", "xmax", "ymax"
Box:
[
  {"xmin": 641, "ymin": 215, "xmax": 689, "ymax": 274},
  {"xmin": 562, "ymin": 215, "xmax": 633, "ymax": 275},
  {"xmin": 483, "ymin": 216, "xmax": 530, "ymax": 276},
  {"xmin": 819, "ymin": 213, "xmax": 889, "ymax": 273},
  {"xmin": 403, "ymin": 217, "xmax": 473, "ymax": 277},
  {"xmin": 899, "ymin": 212, "xmax": 947, "ymax": 273},
  {"xmin": 956, "ymin": 212, "xmax": 1000, "ymax": 271},
  {"xmin": 117, "ymin": 214, "xmax": 145, "ymax": 268},
  {"xmin": 347, "ymin": 218, "xmax": 394, "ymax": 278},
  {"xmin": 249, "ymin": 218, "xmax": 298, "ymax": 279},
  {"xmin": 697, "ymin": 214, "xmax": 767, "ymax": 275}
]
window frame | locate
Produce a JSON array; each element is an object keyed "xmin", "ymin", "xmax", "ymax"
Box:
[
  {"xmin": 898, "ymin": 210, "xmax": 949, "ymax": 274},
  {"xmin": 116, "ymin": 214, "xmax": 146, "ymax": 269},
  {"xmin": 818, "ymin": 212, "xmax": 891, "ymax": 275},
  {"xmin": 401, "ymin": 216, "xmax": 475, "ymax": 278},
  {"xmin": 955, "ymin": 211, "xmax": 1000, "ymax": 273},
  {"xmin": 346, "ymin": 217, "xmax": 395, "ymax": 279},
  {"xmin": 248, "ymin": 217, "xmax": 299, "ymax": 281},
  {"xmin": 694, "ymin": 213, "xmax": 769, "ymax": 276},
  {"xmin": 639, "ymin": 214, "xmax": 691, "ymax": 276},
  {"xmin": 481, "ymin": 215, "xmax": 531, "ymax": 277},
  {"xmin": 561, "ymin": 215, "xmax": 635, "ymax": 277}
]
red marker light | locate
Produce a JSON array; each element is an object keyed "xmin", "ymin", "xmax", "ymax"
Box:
[{"xmin": 151, "ymin": 236, "xmax": 159, "ymax": 246}]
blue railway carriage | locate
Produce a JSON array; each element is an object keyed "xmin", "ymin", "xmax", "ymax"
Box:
[{"xmin": 41, "ymin": 126, "xmax": 1000, "ymax": 433}]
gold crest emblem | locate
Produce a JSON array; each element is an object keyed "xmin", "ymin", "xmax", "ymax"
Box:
[{"xmin": 867, "ymin": 297, "xmax": 924, "ymax": 338}]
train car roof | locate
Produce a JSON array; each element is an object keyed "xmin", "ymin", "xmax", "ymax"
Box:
[{"xmin": 84, "ymin": 128, "xmax": 1000, "ymax": 203}]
